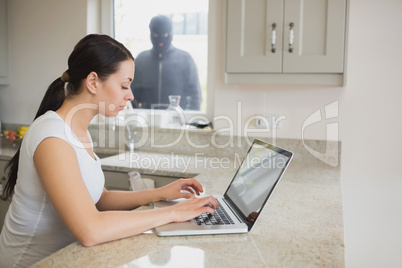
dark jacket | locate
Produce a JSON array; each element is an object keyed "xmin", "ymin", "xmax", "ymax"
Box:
[{"xmin": 131, "ymin": 46, "xmax": 201, "ymax": 110}]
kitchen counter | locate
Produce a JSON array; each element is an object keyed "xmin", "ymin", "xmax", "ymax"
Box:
[
  {"xmin": 0, "ymin": 135, "xmax": 344, "ymax": 267},
  {"xmin": 0, "ymin": 138, "xmax": 19, "ymax": 161},
  {"xmin": 32, "ymin": 154, "xmax": 344, "ymax": 267}
]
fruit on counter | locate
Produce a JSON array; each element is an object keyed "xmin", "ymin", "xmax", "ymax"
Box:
[
  {"xmin": 2, "ymin": 126, "xmax": 29, "ymax": 140},
  {"xmin": 16, "ymin": 126, "xmax": 29, "ymax": 132},
  {"xmin": 7, "ymin": 131, "xmax": 16, "ymax": 141},
  {"xmin": 16, "ymin": 126, "xmax": 29, "ymax": 138}
]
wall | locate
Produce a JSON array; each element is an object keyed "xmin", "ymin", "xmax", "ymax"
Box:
[
  {"xmin": 0, "ymin": 0, "xmax": 87, "ymax": 123},
  {"xmin": 0, "ymin": 0, "xmax": 401, "ymax": 267},
  {"xmin": 340, "ymin": 0, "xmax": 402, "ymax": 267}
]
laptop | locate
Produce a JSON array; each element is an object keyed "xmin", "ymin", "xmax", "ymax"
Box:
[{"xmin": 154, "ymin": 139, "xmax": 293, "ymax": 236}]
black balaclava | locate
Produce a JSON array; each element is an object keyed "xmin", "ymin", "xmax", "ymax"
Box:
[{"xmin": 149, "ymin": 15, "xmax": 173, "ymax": 55}]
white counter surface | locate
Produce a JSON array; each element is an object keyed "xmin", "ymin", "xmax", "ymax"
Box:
[{"xmin": 33, "ymin": 155, "xmax": 344, "ymax": 267}]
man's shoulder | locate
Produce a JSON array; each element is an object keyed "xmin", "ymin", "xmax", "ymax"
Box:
[
  {"xmin": 167, "ymin": 47, "xmax": 194, "ymax": 63},
  {"xmin": 169, "ymin": 46, "xmax": 191, "ymax": 57},
  {"xmin": 135, "ymin": 49, "xmax": 154, "ymax": 60}
]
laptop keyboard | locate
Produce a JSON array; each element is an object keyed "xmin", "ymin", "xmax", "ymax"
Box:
[{"xmin": 194, "ymin": 201, "xmax": 235, "ymax": 226}]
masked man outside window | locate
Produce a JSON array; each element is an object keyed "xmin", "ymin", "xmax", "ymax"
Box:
[{"xmin": 131, "ymin": 15, "xmax": 202, "ymax": 110}]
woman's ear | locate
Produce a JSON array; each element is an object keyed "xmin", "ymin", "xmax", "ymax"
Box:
[{"xmin": 86, "ymin": 72, "xmax": 99, "ymax": 95}]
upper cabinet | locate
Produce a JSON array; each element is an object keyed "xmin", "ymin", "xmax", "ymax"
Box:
[
  {"xmin": 0, "ymin": 0, "xmax": 9, "ymax": 85},
  {"xmin": 225, "ymin": 0, "xmax": 348, "ymax": 85}
]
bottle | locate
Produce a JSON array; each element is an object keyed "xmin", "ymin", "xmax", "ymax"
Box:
[
  {"xmin": 126, "ymin": 124, "xmax": 136, "ymax": 153},
  {"xmin": 185, "ymin": 96, "xmax": 192, "ymax": 110},
  {"xmin": 167, "ymin": 95, "xmax": 185, "ymax": 128},
  {"xmin": 125, "ymin": 119, "xmax": 137, "ymax": 153}
]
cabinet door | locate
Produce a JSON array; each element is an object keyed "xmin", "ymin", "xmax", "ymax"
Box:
[
  {"xmin": 226, "ymin": 0, "xmax": 283, "ymax": 73},
  {"xmin": 103, "ymin": 171, "xmax": 178, "ymax": 191},
  {"xmin": 103, "ymin": 171, "xmax": 131, "ymax": 191},
  {"xmin": 283, "ymin": 0, "xmax": 346, "ymax": 73}
]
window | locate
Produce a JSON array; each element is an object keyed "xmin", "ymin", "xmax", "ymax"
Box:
[{"xmin": 114, "ymin": 0, "xmax": 209, "ymax": 112}]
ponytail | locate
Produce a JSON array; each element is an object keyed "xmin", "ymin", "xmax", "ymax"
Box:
[
  {"xmin": 2, "ymin": 34, "xmax": 134, "ymax": 200},
  {"xmin": 3, "ymin": 77, "xmax": 66, "ymax": 200},
  {"xmin": 34, "ymin": 78, "xmax": 66, "ymax": 119}
]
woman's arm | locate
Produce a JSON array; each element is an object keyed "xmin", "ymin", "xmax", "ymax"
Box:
[
  {"xmin": 96, "ymin": 178, "xmax": 205, "ymax": 211},
  {"xmin": 34, "ymin": 138, "xmax": 217, "ymax": 247}
]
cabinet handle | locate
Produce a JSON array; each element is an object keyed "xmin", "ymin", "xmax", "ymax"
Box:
[
  {"xmin": 288, "ymin": 22, "xmax": 294, "ymax": 53},
  {"xmin": 271, "ymin": 23, "xmax": 277, "ymax": 53}
]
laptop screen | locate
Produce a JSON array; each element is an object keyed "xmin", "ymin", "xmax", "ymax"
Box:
[{"xmin": 224, "ymin": 140, "xmax": 293, "ymax": 229}]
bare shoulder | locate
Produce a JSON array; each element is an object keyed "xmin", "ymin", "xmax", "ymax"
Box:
[
  {"xmin": 33, "ymin": 137, "xmax": 80, "ymax": 179},
  {"xmin": 34, "ymin": 137, "xmax": 76, "ymax": 161}
]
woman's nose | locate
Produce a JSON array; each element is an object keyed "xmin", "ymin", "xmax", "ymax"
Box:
[{"xmin": 126, "ymin": 90, "xmax": 134, "ymax": 101}]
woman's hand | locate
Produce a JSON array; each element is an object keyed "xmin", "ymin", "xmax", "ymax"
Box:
[
  {"xmin": 157, "ymin": 178, "xmax": 204, "ymax": 201},
  {"xmin": 169, "ymin": 195, "xmax": 219, "ymax": 223}
]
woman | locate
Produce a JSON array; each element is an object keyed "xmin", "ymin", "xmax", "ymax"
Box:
[{"xmin": 0, "ymin": 34, "xmax": 218, "ymax": 267}]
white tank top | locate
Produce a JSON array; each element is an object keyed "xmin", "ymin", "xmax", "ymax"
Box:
[{"xmin": 0, "ymin": 111, "xmax": 104, "ymax": 267}]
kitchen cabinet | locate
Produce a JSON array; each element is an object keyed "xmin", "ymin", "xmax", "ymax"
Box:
[
  {"xmin": 225, "ymin": 0, "xmax": 348, "ymax": 85},
  {"xmin": 0, "ymin": 0, "xmax": 9, "ymax": 85},
  {"xmin": 104, "ymin": 170, "xmax": 178, "ymax": 191},
  {"xmin": 0, "ymin": 160, "xmax": 10, "ymax": 228}
]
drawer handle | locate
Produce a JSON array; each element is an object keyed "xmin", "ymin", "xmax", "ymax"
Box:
[
  {"xmin": 271, "ymin": 23, "xmax": 277, "ymax": 53},
  {"xmin": 288, "ymin": 22, "xmax": 294, "ymax": 53}
]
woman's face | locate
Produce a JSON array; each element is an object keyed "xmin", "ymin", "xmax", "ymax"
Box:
[{"xmin": 97, "ymin": 59, "xmax": 134, "ymax": 117}]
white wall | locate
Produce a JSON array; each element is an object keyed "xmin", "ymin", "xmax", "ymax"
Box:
[
  {"xmin": 340, "ymin": 0, "xmax": 402, "ymax": 267},
  {"xmin": 0, "ymin": 0, "xmax": 87, "ymax": 123},
  {"xmin": 0, "ymin": 0, "xmax": 401, "ymax": 267}
]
